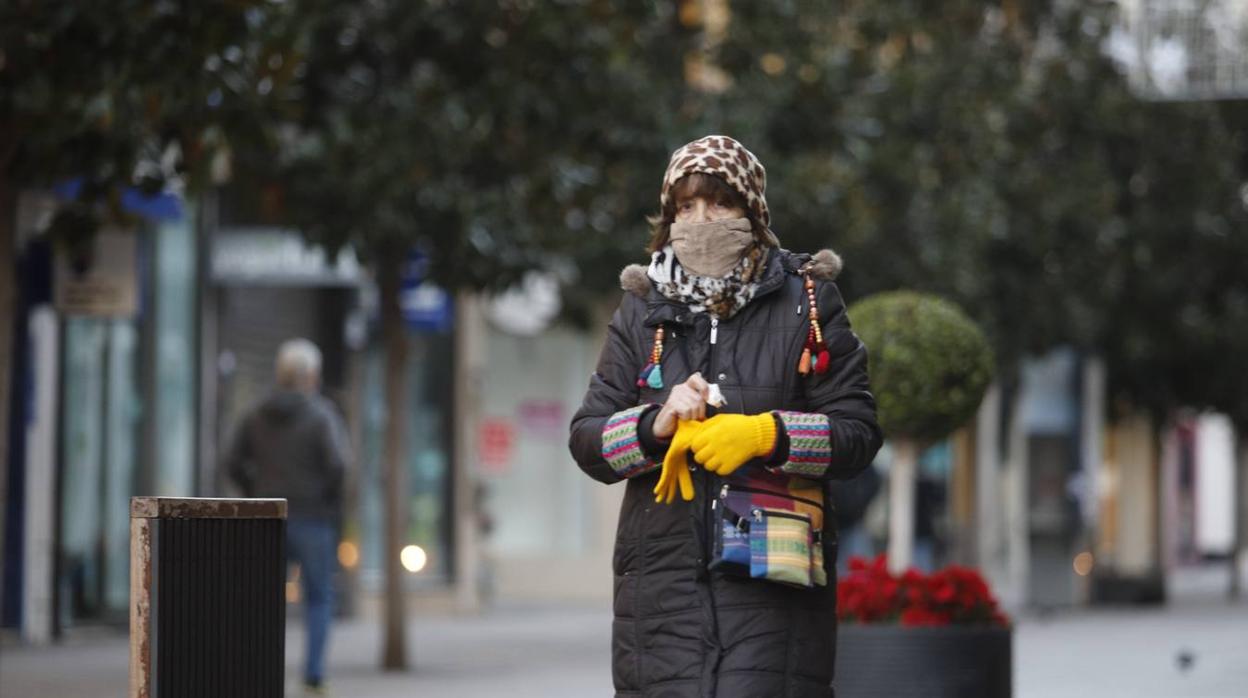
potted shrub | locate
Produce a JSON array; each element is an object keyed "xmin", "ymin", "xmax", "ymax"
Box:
[
  {"xmin": 847, "ymin": 291, "xmax": 994, "ymax": 574},
  {"xmin": 835, "ymin": 555, "xmax": 1012, "ymax": 697},
  {"xmin": 839, "ymin": 292, "xmax": 1007, "ymax": 696}
]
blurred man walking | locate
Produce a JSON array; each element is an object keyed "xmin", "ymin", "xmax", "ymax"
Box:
[{"xmin": 223, "ymin": 338, "xmax": 350, "ymax": 695}]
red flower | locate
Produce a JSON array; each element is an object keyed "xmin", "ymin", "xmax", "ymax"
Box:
[
  {"xmin": 837, "ymin": 556, "xmax": 1009, "ymax": 628},
  {"xmin": 869, "ymin": 553, "xmax": 889, "ymax": 575},
  {"xmin": 906, "ymin": 586, "xmax": 925, "ymax": 606},
  {"xmin": 900, "ymin": 608, "xmax": 932, "ymax": 626}
]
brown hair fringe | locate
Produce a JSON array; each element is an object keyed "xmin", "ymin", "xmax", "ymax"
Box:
[{"xmin": 645, "ymin": 173, "xmax": 772, "ymax": 254}]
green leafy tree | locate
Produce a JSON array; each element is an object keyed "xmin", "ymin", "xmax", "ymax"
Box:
[
  {"xmin": 269, "ymin": 0, "xmax": 699, "ymax": 669},
  {"xmin": 706, "ymin": 1, "xmax": 1242, "ymax": 371}
]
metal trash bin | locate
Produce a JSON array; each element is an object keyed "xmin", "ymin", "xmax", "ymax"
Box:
[{"xmin": 130, "ymin": 497, "xmax": 287, "ymax": 698}]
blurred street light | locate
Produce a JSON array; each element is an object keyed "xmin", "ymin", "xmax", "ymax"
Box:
[
  {"xmin": 401, "ymin": 545, "xmax": 428, "ymax": 574},
  {"xmin": 338, "ymin": 540, "xmax": 360, "ymax": 569},
  {"xmin": 1073, "ymin": 552, "xmax": 1095, "ymax": 577}
]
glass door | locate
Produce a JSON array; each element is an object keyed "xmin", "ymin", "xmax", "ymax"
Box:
[{"xmin": 59, "ymin": 317, "xmax": 141, "ymax": 626}]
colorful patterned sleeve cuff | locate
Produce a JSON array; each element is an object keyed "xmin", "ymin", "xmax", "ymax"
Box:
[
  {"xmin": 602, "ymin": 405, "xmax": 660, "ymax": 479},
  {"xmin": 771, "ymin": 411, "xmax": 833, "ymax": 478}
]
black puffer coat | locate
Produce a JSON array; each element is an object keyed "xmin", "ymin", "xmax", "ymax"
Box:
[{"xmin": 569, "ymin": 248, "xmax": 883, "ymax": 698}]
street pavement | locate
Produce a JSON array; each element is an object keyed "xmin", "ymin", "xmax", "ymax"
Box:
[{"xmin": 4, "ymin": 571, "xmax": 1247, "ymax": 697}]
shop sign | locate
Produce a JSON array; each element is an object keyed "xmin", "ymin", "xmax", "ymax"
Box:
[
  {"xmin": 479, "ymin": 419, "xmax": 515, "ymax": 474},
  {"xmin": 54, "ymin": 227, "xmax": 138, "ymax": 317},
  {"xmin": 518, "ymin": 400, "xmax": 565, "ymax": 438},
  {"xmin": 212, "ymin": 227, "xmax": 361, "ymax": 285},
  {"xmin": 401, "ymin": 249, "xmax": 453, "ymax": 332}
]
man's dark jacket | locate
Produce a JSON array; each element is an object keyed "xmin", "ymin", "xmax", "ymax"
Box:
[{"xmin": 224, "ymin": 390, "xmax": 349, "ymax": 521}]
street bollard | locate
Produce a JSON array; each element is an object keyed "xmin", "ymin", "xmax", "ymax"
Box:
[{"xmin": 130, "ymin": 497, "xmax": 287, "ymax": 698}]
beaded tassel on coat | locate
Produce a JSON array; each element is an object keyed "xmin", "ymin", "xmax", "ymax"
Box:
[
  {"xmin": 637, "ymin": 326, "xmax": 666, "ymax": 389},
  {"xmin": 798, "ymin": 274, "xmax": 831, "ymax": 376}
]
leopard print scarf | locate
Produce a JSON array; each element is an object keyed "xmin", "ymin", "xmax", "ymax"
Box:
[{"xmin": 647, "ymin": 243, "xmax": 768, "ymax": 320}]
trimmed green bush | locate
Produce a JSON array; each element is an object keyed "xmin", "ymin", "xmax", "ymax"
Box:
[{"xmin": 848, "ymin": 291, "xmax": 994, "ymax": 442}]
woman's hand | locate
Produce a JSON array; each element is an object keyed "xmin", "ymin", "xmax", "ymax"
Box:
[{"xmin": 652, "ymin": 373, "xmax": 710, "ymax": 439}]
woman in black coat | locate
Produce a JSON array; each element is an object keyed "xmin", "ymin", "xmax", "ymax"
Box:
[{"xmin": 569, "ymin": 135, "xmax": 883, "ymax": 698}]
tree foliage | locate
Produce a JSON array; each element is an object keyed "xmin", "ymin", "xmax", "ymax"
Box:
[
  {"xmin": 1, "ymin": 0, "xmax": 302, "ymax": 217},
  {"xmin": 848, "ymin": 291, "xmax": 994, "ymax": 442},
  {"xmin": 708, "ymin": 0, "xmax": 1248, "ymax": 424},
  {"xmin": 271, "ymin": 0, "xmax": 699, "ymax": 307}
]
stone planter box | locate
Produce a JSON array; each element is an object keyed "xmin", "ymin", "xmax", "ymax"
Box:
[{"xmin": 834, "ymin": 623, "xmax": 1012, "ymax": 698}]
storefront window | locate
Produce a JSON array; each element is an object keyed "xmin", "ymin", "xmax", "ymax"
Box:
[
  {"xmin": 480, "ymin": 328, "xmax": 597, "ymax": 556},
  {"xmin": 152, "ymin": 214, "xmax": 197, "ymax": 497},
  {"xmin": 359, "ymin": 330, "xmax": 453, "ymax": 587},
  {"xmin": 59, "ymin": 317, "xmax": 140, "ymax": 625}
]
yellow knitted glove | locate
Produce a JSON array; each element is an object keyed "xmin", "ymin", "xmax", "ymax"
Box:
[
  {"xmin": 690, "ymin": 413, "xmax": 778, "ymax": 477},
  {"xmin": 653, "ymin": 420, "xmax": 704, "ymax": 504}
]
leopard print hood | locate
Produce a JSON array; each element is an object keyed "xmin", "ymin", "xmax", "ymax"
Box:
[{"xmin": 662, "ymin": 135, "xmax": 771, "ymax": 228}]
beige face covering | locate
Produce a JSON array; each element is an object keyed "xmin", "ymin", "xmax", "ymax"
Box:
[{"xmin": 669, "ymin": 217, "xmax": 754, "ymax": 278}]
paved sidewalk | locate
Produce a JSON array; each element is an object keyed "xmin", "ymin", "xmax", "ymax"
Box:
[
  {"xmin": 4, "ymin": 590, "xmax": 1248, "ymax": 697},
  {"xmin": 1017, "ymin": 597, "xmax": 1248, "ymax": 698},
  {"xmin": 1, "ymin": 603, "xmax": 613, "ymax": 698}
]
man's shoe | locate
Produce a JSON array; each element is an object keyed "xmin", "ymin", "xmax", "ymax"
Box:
[{"xmin": 303, "ymin": 680, "xmax": 329, "ymax": 696}]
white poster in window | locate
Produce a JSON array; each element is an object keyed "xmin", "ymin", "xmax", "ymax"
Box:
[{"xmin": 55, "ymin": 226, "xmax": 138, "ymax": 317}]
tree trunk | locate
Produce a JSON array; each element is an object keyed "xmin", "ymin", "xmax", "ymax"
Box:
[
  {"xmin": 887, "ymin": 438, "xmax": 920, "ymax": 575},
  {"xmin": 452, "ymin": 291, "xmax": 483, "ymax": 612},
  {"xmin": 0, "ymin": 172, "xmax": 15, "ymax": 611},
  {"xmin": 378, "ymin": 252, "xmax": 409, "ymax": 670}
]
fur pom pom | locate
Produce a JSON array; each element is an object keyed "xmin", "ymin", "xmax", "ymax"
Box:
[
  {"xmin": 806, "ymin": 249, "xmax": 843, "ymax": 281},
  {"xmin": 620, "ymin": 264, "xmax": 651, "ymax": 297}
]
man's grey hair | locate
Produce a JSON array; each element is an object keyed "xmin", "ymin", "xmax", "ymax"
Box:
[{"xmin": 276, "ymin": 338, "xmax": 322, "ymax": 390}]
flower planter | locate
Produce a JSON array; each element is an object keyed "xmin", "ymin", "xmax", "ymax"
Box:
[{"xmin": 834, "ymin": 623, "xmax": 1012, "ymax": 698}]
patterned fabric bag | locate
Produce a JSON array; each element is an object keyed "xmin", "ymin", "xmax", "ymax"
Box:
[
  {"xmin": 749, "ymin": 511, "xmax": 813, "ymax": 586},
  {"xmin": 709, "ymin": 470, "xmax": 827, "ymax": 588}
]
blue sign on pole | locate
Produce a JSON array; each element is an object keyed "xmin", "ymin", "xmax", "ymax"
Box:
[
  {"xmin": 53, "ymin": 178, "xmax": 183, "ymax": 221},
  {"xmin": 400, "ymin": 249, "xmax": 453, "ymax": 333}
]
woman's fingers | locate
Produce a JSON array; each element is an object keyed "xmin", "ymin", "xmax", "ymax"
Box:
[
  {"xmin": 692, "ymin": 396, "xmax": 706, "ymax": 422},
  {"xmin": 685, "ymin": 372, "xmax": 710, "ymax": 400},
  {"xmin": 669, "ymin": 389, "xmax": 704, "ymax": 421},
  {"xmin": 685, "ymin": 374, "xmax": 710, "ymax": 419},
  {"xmin": 662, "ymin": 378, "xmax": 719, "ymax": 423}
]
